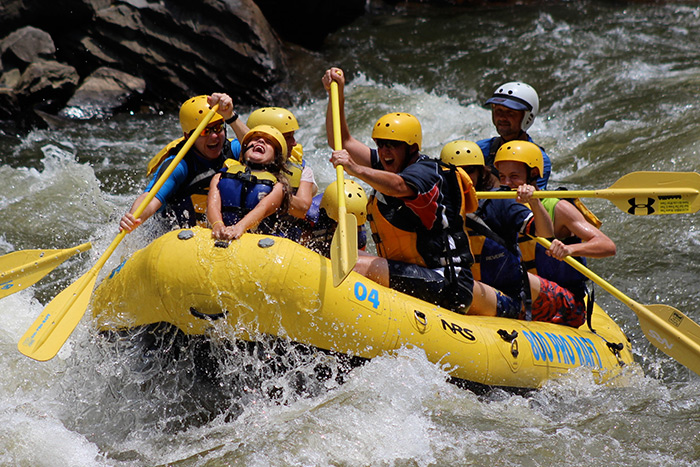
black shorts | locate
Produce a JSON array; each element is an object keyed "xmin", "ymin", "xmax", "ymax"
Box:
[{"xmin": 387, "ymin": 260, "xmax": 474, "ymax": 313}]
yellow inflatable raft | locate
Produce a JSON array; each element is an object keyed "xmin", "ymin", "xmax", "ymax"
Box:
[{"xmin": 91, "ymin": 227, "xmax": 635, "ymax": 390}]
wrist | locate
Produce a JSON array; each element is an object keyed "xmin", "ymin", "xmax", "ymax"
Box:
[{"xmin": 225, "ymin": 111, "xmax": 239, "ymax": 125}]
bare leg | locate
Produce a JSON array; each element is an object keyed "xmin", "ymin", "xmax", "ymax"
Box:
[
  {"xmin": 353, "ymin": 254, "xmax": 390, "ymax": 287},
  {"xmin": 467, "ymin": 280, "xmax": 498, "ymax": 316},
  {"xmin": 527, "ymin": 272, "xmax": 542, "ymax": 301}
]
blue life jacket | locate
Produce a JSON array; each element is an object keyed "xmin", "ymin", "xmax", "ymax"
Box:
[{"xmin": 218, "ymin": 159, "xmax": 277, "ymax": 227}]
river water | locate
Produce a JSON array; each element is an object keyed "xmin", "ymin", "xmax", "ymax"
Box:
[{"xmin": 1, "ymin": 2, "xmax": 700, "ymax": 465}]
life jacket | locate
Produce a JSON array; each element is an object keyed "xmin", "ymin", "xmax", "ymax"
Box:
[
  {"xmin": 286, "ymin": 162, "xmax": 303, "ymax": 191},
  {"xmin": 520, "ymin": 197, "xmax": 595, "ymax": 299},
  {"xmin": 231, "ymin": 146, "xmax": 303, "ymax": 193},
  {"xmin": 368, "ymin": 192, "xmax": 426, "ymax": 266},
  {"xmin": 217, "ymin": 159, "xmax": 277, "ymax": 227},
  {"xmin": 366, "ymin": 158, "xmax": 474, "ymax": 273},
  {"xmin": 157, "ymin": 141, "xmax": 231, "ymax": 228},
  {"xmin": 147, "ymin": 137, "xmax": 243, "ymax": 177},
  {"xmin": 464, "ymin": 199, "xmax": 533, "ymax": 319},
  {"xmin": 464, "ymin": 210, "xmax": 526, "ymax": 297}
]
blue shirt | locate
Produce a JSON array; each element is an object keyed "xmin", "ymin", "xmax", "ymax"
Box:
[
  {"xmin": 477, "ymin": 135, "xmax": 551, "ymax": 190},
  {"xmin": 146, "ymin": 139, "xmax": 242, "ymax": 206}
]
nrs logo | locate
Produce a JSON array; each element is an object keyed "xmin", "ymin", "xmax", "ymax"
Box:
[{"xmin": 441, "ymin": 319, "xmax": 476, "ymax": 342}]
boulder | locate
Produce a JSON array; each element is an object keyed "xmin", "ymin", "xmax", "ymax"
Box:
[
  {"xmin": 0, "ymin": 26, "xmax": 55, "ymax": 69},
  {"xmin": 15, "ymin": 59, "xmax": 79, "ymax": 111},
  {"xmin": 85, "ymin": 0, "xmax": 287, "ymax": 107},
  {"xmin": 0, "ymin": 0, "xmax": 370, "ymax": 129},
  {"xmin": 59, "ymin": 66, "xmax": 146, "ymax": 119}
]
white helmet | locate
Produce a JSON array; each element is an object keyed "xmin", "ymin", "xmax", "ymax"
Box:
[{"xmin": 485, "ymin": 82, "xmax": 539, "ymax": 131}]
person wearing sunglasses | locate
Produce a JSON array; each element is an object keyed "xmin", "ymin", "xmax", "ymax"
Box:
[
  {"xmin": 120, "ymin": 94, "xmax": 243, "ymax": 233},
  {"xmin": 322, "ymin": 67, "xmax": 524, "ymax": 317}
]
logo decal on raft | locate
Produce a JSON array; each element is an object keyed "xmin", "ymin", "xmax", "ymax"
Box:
[
  {"xmin": 353, "ymin": 281, "xmax": 380, "ymax": 309},
  {"xmin": 441, "ymin": 319, "xmax": 476, "ymax": 342},
  {"xmin": 521, "ymin": 329, "xmax": 602, "ymax": 368}
]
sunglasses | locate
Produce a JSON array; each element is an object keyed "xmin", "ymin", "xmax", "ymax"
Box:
[
  {"xmin": 375, "ymin": 139, "xmax": 403, "ymax": 149},
  {"xmin": 200, "ymin": 122, "xmax": 225, "ymax": 137},
  {"xmin": 465, "ymin": 166, "xmax": 480, "ymax": 175}
]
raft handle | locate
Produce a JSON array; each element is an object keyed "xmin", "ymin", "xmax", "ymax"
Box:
[
  {"xmin": 606, "ymin": 341, "xmax": 624, "ymax": 355},
  {"xmin": 190, "ymin": 307, "xmax": 228, "ymax": 321},
  {"xmin": 497, "ymin": 330, "xmax": 520, "ymax": 358},
  {"xmin": 214, "ymin": 240, "xmax": 230, "ymax": 249},
  {"xmin": 413, "ymin": 310, "xmax": 427, "ymax": 326},
  {"xmin": 497, "ymin": 329, "xmax": 518, "ymax": 343}
]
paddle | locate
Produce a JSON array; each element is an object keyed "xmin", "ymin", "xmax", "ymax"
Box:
[
  {"xmin": 0, "ymin": 243, "xmax": 92, "ymax": 299},
  {"xmin": 329, "ymin": 78, "xmax": 358, "ymax": 287},
  {"xmin": 533, "ymin": 236, "xmax": 700, "ymax": 376},
  {"xmin": 477, "ymin": 171, "xmax": 700, "ymax": 215},
  {"xmin": 17, "ymin": 104, "xmax": 221, "ymax": 361}
]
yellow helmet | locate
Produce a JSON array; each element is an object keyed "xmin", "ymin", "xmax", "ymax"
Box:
[
  {"xmin": 371, "ymin": 112, "xmax": 422, "ymax": 150},
  {"xmin": 493, "ymin": 141, "xmax": 544, "ymax": 178},
  {"xmin": 440, "ymin": 140, "xmax": 484, "ymax": 167},
  {"xmin": 242, "ymin": 125, "xmax": 288, "ymax": 159},
  {"xmin": 246, "ymin": 107, "xmax": 299, "ymax": 133},
  {"xmin": 320, "ymin": 179, "xmax": 368, "ymax": 225},
  {"xmin": 179, "ymin": 95, "xmax": 224, "ymax": 135}
]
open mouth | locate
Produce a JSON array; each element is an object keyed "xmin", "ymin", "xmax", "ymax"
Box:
[{"xmin": 251, "ymin": 142, "xmax": 266, "ymax": 153}]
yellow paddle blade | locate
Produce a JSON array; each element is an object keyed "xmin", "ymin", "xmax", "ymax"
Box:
[
  {"xmin": 532, "ymin": 236, "xmax": 700, "ymax": 376},
  {"xmin": 16, "ymin": 104, "xmax": 221, "ymax": 362},
  {"xmin": 18, "ymin": 269, "xmax": 98, "ymax": 361},
  {"xmin": 606, "ymin": 171, "xmax": 700, "ymax": 215},
  {"xmin": 328, "ymin": 78, "xmax": 358, "ymax": 287},
  {"xmin": 331, "ymin": 213, "xmax": 358, "ymax": 287},
  {"xmin": 638, "ymin": 304, "xmax": 700, "ymax": 375},
  {"xmin": 0, "ymin": 243, "xmax": 92, "ymax": 299},
  {"xmin": 476, "ymin": 171, "xmax": 700, "ymax": 215}
]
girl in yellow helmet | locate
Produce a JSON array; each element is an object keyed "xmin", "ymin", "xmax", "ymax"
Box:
[{"xmin": 207, "ymin": 125, "xmax": 290, "ymax": 241}]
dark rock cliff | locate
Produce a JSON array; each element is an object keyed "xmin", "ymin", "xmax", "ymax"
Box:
[{"xmin": 0, "ymin": 0, "xmax": 367, "ymax": 131}]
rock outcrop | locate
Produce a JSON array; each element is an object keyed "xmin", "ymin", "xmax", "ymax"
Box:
[{"xmin": 0, "ymin": 0, "xmax": 367, "ymax": 132}]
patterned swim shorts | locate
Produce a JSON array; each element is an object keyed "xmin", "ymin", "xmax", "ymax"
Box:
[{"xmin": 528, "ymin": 276, "xmax": 586, "ymax": 328}]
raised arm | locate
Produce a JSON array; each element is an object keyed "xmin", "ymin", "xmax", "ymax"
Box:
[
  {"xmin": 322, "ymin": 67, "xmax": 373, "ymax": 168},
  {"xmin": 208, "ymin": 93, "xmax": 248, "ymax": 141},
  {"xmin": 516, "ymin": 184, "xmax": 554, "ymax": 238},
  {"xmin": 330, "ymin": 149, "xmax": 415, "ymax": 198}
]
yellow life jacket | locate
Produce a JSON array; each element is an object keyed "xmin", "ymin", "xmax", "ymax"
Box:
[
  {"xmin": 147, "ymin": 137, "xmax": 184, "ymax": 176},
  {"xmin": 289, "ymin": 143, "xmax": 303, "ymax": 165},
  {"xmin": 286, "ymin": 162, "xmax": 302, "ymax": 190}
]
